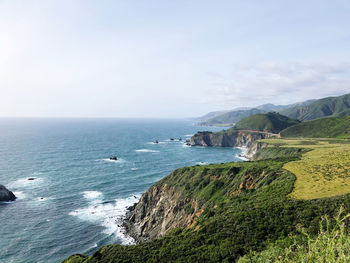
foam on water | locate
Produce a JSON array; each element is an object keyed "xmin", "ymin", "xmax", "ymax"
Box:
[
  {"xmin": 13, "ymin": 191, "xmax": 26, "ymax": 199},
  {"xmin": 184, "ymin": 134, "xmax": 193, "ymax": 137},
  {"xmin": 235, "ymin": 147, "xmax": 249, "ymax": 161},
  {"xmin": 135, "ymin": 149, "xmax": 160, "ymax": 153},
  {"xmin": 83, "ymin": 191, "xmax": 103, "ymax": 200},
  {"xmin": 8, "ymin": 177, "xmax": 44, "ymax": 188},
  {"xmin": 195, "ymin": 161, "xmax": 207, "ymax": 165},
  {"xmin": 69, "ymin": 193, "xmax": 140, "ymax": 245},
  {"xmin": 34, "ymin": 197, "xmax": 53, "ymax": 203},
  {"xmin": 101, "ymin": 158, "xmax": 126, "ymax": 164},
  {"xmin": 146, "ymin": 141, "xmax": 166, "ymax": 144},
  {"xmin": 131, "ymin": 168, "xmax": 139, "ymax": 171}
]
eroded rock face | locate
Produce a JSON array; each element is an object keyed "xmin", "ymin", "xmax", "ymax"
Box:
[
  {"xmin": 124, "ymin": 183, "xmax": 198, "ymax": 243},
  {"xmin": 189, "ymin": 130, "xmax": 275, "ymax": 148},
  {"xmin": 246, "ymin": 141, "xmax": 270, "ymax": 159},
  {"xmin": 0, "ymin": 185, "xmax": 16, "ymax": 202}
]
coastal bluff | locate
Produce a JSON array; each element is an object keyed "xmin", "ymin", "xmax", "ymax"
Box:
[
  {"xmin": 124, "ymin": 182, "xmax": 199, "ymax": 243},
  {"xmin": 188, "ymin": 129, "xmax": 276, "ymax": 148}
]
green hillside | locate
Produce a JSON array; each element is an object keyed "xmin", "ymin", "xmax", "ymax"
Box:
[
  {"xmin": 234, "ymin": 112, "xmax": 300, "ymax": 133},
  {"xmin": 64, "ymin": 152, "xmax": 350, "ymax": 263},
  {"xmin": 280, "ymin": 93, "xmax": 350, "ymax": 121},
  {"xmin": 199, "ymin": 108, "xmax": 264, "ymax": 126},
  {"xmin": 280, "ymin": 115, "xmax": 350, "ymax": 138}
]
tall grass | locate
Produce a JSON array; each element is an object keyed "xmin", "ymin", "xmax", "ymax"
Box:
[{"xmin": 238, "ymin": 207, "xmax": 350, "ymax": 263}]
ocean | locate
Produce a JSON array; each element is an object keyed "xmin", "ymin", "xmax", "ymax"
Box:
[{"xmin": 0, "ymin": 118, "xmax": 244, "ymax": 263}]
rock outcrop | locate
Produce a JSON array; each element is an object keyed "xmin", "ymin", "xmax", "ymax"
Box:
[
  {"xmin": 189, "ymin": 130, "xmax": 276, "ymax": 148},
  {"xmin": 123, "ymin": 131, "xmax": 278, "ymax": 243},
  {"xmin": 124, "ymin": 183, "xmax": 199, "ymax": 243},
  {"xmin": 0, "ymin": 185, "xmax": 16, "ymax": 202},
  {"xmin": 246, "ymin": 141, "xmax": 271, "ymax": 159}
]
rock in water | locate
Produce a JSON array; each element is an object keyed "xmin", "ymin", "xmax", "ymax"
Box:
[{"xmin": 0, "ymin": 185, "xmax": 16, "ymax": 201}]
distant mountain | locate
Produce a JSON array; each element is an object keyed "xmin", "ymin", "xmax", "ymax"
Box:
[
  {"xmin": 234, "ymin": 112, "xmax": 300, "ymax": 134},
  {"xmin": 198, "ymin": 108, "xmax": 265, "ymax": 126},
  {"xmin": 197, "ymin": 102, "xmax": 304, "ymax": 127},
  {"xmin": 280, "ymin": 115, "xmax": 350, "ymax": 138},
  {"xmin": 195, "ymin": 110, "xmax": 231, "ymax": 122},
  {"xmin": 196, "ymin": 107, "xmax": 251, "ymax": 122},
  {"xmin": 256, "ymin": 103, "xmax": 290, "ymax": 112},
  {"xmin": 280, "ymin": 94, "xmax": 350, "ymax": 121},
  {"xmin": 197, "ymin": 94, "xmax": 350, "ymax": 127}
]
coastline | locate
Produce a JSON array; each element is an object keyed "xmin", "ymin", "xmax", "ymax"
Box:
[
  {"xmin": 235, "ymin": 146, "xmax": 249, "ymax": 161},
  {"xmin": 122, "ymin": 143, "xmax": 250, "ymax": 242}
]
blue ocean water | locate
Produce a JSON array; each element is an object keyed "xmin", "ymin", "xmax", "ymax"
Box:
[{"xmin": 0, "ymin": 118, "xmax": 244, "ymax": 263}]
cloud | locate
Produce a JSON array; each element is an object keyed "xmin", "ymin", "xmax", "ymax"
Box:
[{"xmin": 206, "ymin": 62, "xmax": 350, "ymax": 107}]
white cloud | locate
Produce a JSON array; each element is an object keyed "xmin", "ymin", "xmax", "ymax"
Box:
[{"xmin": 206, "ymin": 62, "xmax": 350, "ymax": 107}]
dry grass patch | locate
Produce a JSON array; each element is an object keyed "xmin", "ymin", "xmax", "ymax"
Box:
[{"xmin": 259, "ymin": 138, "xmax": 350, "ymax": 199}]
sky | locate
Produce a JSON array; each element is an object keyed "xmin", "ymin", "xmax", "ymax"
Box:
[{"xmin": 1, "ymin": 0, "xmax": 350, "ymax": 118}]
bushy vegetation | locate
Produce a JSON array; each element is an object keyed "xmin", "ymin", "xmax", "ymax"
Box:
[
  {"xmin": 238, "ymin": 207, "xmax": 350, "ymax": 262},
  {"xmin": 64, "ymin": 154, "xmax": 350, "ymax": 263},
  {"xmin": 233, "ymin": 112, "xmax": 300, "ymax": 133},
  {"xmin": 280, "ymin": 115, "xmax": 350, "ymax": 138},
  {"xmin": 252, "ymin": 146, "xmax": 310, "ymax": 161},
  {"xmin": 280, "ymin": 93, "xmax": 350, "ymax": 121}
]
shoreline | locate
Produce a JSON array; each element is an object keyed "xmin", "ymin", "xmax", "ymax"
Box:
[
  {"xmin": 122, "ymin": 144, "xmax": 250, "ymax": 243},
  {"xmin": 235, "ymin": 146, "xmax": 249, "ymax": 161}
]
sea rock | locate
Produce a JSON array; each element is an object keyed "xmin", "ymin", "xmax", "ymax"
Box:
[{"xmin": 0, "ymin": 185, "xmax": 16, "ymax": 202}]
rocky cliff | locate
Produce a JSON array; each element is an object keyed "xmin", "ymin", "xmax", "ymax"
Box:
[
  {"xmin": 246, "ymin": 141, "xmax": 271, "ymax": 159},
  {"xmin": 124, "ymin": 182, "xmax": 199, "ymax": 243},
  {"xmin": 189, "ymin": 129, "xmax": 276, "ymax": 148}
]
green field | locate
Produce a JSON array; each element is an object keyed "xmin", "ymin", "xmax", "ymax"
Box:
[{"xmin": 261, "ymin": 138, "xmax": 350, "ymax": 199}]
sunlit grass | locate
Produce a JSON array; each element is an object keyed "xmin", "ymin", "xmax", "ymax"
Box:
[{"xmin": 259, "ymin": 138, "xmax": 350, "ymax": 199}]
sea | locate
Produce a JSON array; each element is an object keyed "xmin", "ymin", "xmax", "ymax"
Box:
[{"xmin": 0, "ymin": 118, "xmax": 245, "ymax": 263}]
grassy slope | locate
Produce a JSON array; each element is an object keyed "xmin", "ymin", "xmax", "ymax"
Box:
[
  {"xmin": 280, "ymin": 115, "xmax": 350, "ymax": 138},
  {"xmin": 64, "ymin": 153, "xmax": 350, "ymax": 263},
  {"xmin": 234, "ymin": 112, "xmax": 299, "ymax": 133},
  {"xmin": 262, "ymin": 138, "xmax": 350, "ymax": 199},
  {"xmin": 280, "ymin": 93, "xmax": 350, "ymax": 121}
]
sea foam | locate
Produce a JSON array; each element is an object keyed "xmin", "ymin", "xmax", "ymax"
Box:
[
  {"xmin": 235, "ymin": 147, "xmax": 249, "ymax": 161},
  {"xmin": 8, "ymin": 177, "xmax": 44, "ymax": 189},
  {"xmin": 83, "ymin": 191, "xmax": 103, "ymax": 200},
  {"xmin": 13, "ymin": 191, "xmax": 26, "ymax": 199},
  {"xmin": 69, "ymin": 193, "xmax": 140, "ymax": 245},
  {"xmin": 135, "ymin": 149, "xmax": 160, "ymax": 153},
  {"xmin": 101, "ymin": 158, "xmax": 126, "ymax": 164}
]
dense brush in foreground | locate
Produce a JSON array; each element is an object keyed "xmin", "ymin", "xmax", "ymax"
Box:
[
  {"xmin": 238, "ymin": 207, "xmax": 350, "ymax": 262},
  {"xmin": 64, "ymin": 149, "xmax": 350, "ymax": 262}
]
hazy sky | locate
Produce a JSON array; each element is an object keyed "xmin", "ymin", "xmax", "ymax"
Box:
[{"xmin": 1, "ymin": 0, "xmax": 350, "ymax": 118}]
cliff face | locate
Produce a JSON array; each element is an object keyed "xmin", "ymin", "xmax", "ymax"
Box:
[
  {"xmin": 189, "ymin": 130, "xmax": 275, "ymax": 148},
  {"xmin": 124, "ymin": 182, "xmax": 199, "ymax": 243},
  {"xmin": 246, "ymin": 141, "xmax": 270, "ymax": 159}
]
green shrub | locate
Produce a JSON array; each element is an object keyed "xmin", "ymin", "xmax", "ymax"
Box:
[{"xmin": 238, "ymin": 207, "xmax": 350, "ymax": 262}]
